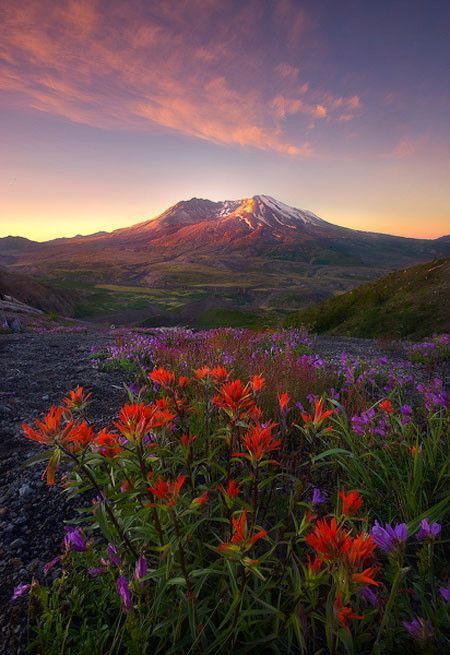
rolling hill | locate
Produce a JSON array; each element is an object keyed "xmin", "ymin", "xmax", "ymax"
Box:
[
  {"xmin": 284, "ymin": 258, "xmax": 450, "ymax": 338},
  {"xmin": 0, "ymin": 267, "xmax": 76, "ymax": 317},
  {"xmin": 1, "ymin": 195, "xmax": 448, "ymax": 326}
]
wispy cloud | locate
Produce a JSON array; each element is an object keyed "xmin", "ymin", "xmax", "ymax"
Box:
[
  {"xmin": 384, "ymin": 137, "xmax": 423, "ymax": 159},
  {"xmin": 0, "ymin": 0, "xmax": 362, "ymax": 156}
]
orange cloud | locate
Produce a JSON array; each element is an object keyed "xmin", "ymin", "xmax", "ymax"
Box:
[{"xmin": 0, "ymin": 0, "xmax": 362, "ymax": 157}]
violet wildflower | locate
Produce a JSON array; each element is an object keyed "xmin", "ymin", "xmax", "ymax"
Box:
[
  {"xmin": 371, "ymin": 521, "xmax": 407, "ymax": 553},
  {"xmin": 64, "ymin": 527, "xmax": 87, "ymax": 552},
  {"xmin": 402, "ymin": 617, "xmax": 433, "ymax": 641},
  {"xmin": 11, "ymin": 583, "xmax": 31, "ymax": 601},
  {"xmin": 311, "ymin": 488, "xmax": 327, "ymax": 505},
  {"xmin": 416, "ymin": 518, "xmax": 441, "ymax": 541},
  {"xmin": 360, "ymin": 586, "xmax": 379, "ymax": 608},
  {"xmin": 134, "ymin": 555, "xmax": 148, "ymax": 582},
  {"xmin": 117, "ymin": 576, "xmax": 133, "ymax": 613},
  {"xmin": 400, "ymin": 404, "xmax": 413, "ymax": 425},
  {"xmin": 439, "ymin": 584, "xmax": 450, "ymax": 602},
  {"xmin": 88, "ymin": 566, "xmax": 106, "ymax": 577},
  {"xmin": 107, "ymin": 543, "xmax": 121, "ymax": 567}
]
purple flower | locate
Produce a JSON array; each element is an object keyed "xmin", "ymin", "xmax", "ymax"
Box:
[
  {"xmin": 134, "ymin": 555, "xmax": 148, "ymax": 581},
  {"xmin": 64, "ymin": 527, "xmax": 87, "ymax": 552},
  {"xmin": 416, "ymin": 518, "xmax": 441, "ymax": 541},
  {"xmin": 371, "ymin": 521, "xmax": 408, "ymax": 553},
  {"xmin": 402, "ymin": 617, "xmax": 433, "ymax": 641},
  {"xmin": 88, "ymin": 566, "xmax": 106, "ymax": 577},
  {"xmin": 439, "ymin": 584, "xmax": 450, "ymax": 602},
  {"xmin": 11, "ymin": 584, "xmax": 31, "ymax": 601},
  {"xmin": 311, "ymin": 488, "xmax": 327, "ymax": 505},
  {"xmin": 43, "ymin": 556, "xmax": 61, "ymax": 574},
  {"xmin": 116, "ymin": 576, "xmax": 133, "ymax": 613},
  {"xmin": 107, "ymin": 543, "xmax": 121, "ymax": 567},
  {"xmin": 360, "ymin": 586, "xmax": 379, "ymax": 608},
  {"xmin": 400, "ymin": 404, "xmax": 413, "ymax": 425}
]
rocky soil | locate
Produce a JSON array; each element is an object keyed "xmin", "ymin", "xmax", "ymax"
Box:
[
  {"xmin": 0, "ymin": 332, "xmax": 132, "ymax": 654},
  {"xmin": 0, "ymin": 331, "xmax": 428, "ymax": 654}
]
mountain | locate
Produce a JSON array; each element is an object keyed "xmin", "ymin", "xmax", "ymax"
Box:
[
  {"xmin": 284, "ymin": 258, "xmax": 450, "ymax": 338},
  {"xmin": 0, "ymin": 195, "xmax": 448, "ymax": 327}
]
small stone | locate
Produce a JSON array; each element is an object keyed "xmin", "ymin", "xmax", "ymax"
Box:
[
  {"xmin": 10, "ymin": 538, "xmax": 26, "ymax": 549},
  {"xmin": 18, "ymin": 484, "xmax": 33, "ymax": 499}
]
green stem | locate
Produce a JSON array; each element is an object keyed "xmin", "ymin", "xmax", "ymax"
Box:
[{"xmin": 60, "ymin": 445, "xmax": 138, "ymax": 558}]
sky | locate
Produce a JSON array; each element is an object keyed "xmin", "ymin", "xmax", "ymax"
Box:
[{"xmin": 0, "ymin": 0, "xmax": 449, "ymax": 241}]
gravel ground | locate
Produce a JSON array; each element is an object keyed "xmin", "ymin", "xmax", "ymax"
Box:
[
  {"xmin": 0, "ymin": 331, "xmax": 427, "ymax": 654},
  {"xmin": 0, "ymin": 332, "xmax": 131, "ymax": 654}
]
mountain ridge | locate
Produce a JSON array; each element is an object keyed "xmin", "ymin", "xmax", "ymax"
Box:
[{"xmin": 1, "ymin": 195, "xmax": 447, "ymax": 246}]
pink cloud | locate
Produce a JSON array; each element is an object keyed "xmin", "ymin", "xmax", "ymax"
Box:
[
  {"xmin": 0, "ymin": 0, "xmax": 362, "ymax": 157},
  {"xmin": 384, "ymin": 138, "xmax": 422, "ymax": 159}
]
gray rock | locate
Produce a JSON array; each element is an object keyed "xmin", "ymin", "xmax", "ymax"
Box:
[{"xmin": 18, "ymin": 484, "xmax": 33, "ymax": 499}]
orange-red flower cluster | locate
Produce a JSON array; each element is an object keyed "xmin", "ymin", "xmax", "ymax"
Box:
[
  {"xmin": 149, "ymin": 367, "xmax": 176, "ymax": 389},
  {"xmin": 96, "ymin": 429, "xmax": 122, "ymax": 458},
  {"xmin": 114, "ymin": 402, "xmax": 175, "ymax": 443},
  {"xmin": 339, "ymin": 490, "xmax": 363, "ymax": 516},
  {"xmin": 213, "ymin": 379, "xmax": 255, "ymax": 418},
  {"xmin": 334, "ymin": 593, "xmax": 363, "ymax": 630},
  {"xmin": 218, "ymin": 479, "xmax": 241, "ymax": 502},
  {"xmin": 301, "ymin": 398, "xmax": 334, "ymax": 429},
  {"xmin": 218, "ymin": 509, "xmax": 267, "ymax": 555},
  {"xmin": 148, "ymin": 474, "xmax": 186, "ymax": 506},
  {"xmin": 306, "ymin": 518, "xmax": 379, "ymax": 587},
  {"xmin": 195, "ymin": 365, "xmax": 229, "ymax": 382},
  {"xmin": 23, "ymin": 406, "xmax": 95, "ymax": 451},
  {"xmin": 63, "ymin": 386, "xmax": 92, "ymax": 413},
  {"xmin": 233, "ymin": 421, "xmax": 281, "ymax": 465}
]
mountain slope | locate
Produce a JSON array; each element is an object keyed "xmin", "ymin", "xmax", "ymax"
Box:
[
  {"xmin": 0, "ymin": 267, "xmax": 76, "ymax": 316},
  {"xmin": 284, "ymin": 259, "xmax": 450, "ymax": 338}
]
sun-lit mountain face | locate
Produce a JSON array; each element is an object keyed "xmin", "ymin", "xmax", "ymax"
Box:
[{"xmin": 101, "ymin": 194, "xmax": 346, "ymax": 249}]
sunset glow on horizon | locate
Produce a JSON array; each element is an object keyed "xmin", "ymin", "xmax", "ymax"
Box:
[{"xmin": 1, "ymin": 0, "xmax": 449, "ymax": 241}]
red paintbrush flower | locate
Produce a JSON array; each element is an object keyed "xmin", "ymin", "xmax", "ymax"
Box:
[
  {"xmin": 334, "ymin": 593, "xmax": 363, "ymax": 630},
  {"xmin": 278, "ymin": 392, "xmax": 290, "ymax": 413},
  {"xmin": 96, "ymin": 429, "xmax": 122, "ymax": 458},
  {"xmin": 218, "ymin": 509, "xmax": 267, "ymax": 555},
  {"xmin": 148, "ymin": 474, "xmax": 186, "ymax": 507},
  {"xmin": 213, "ymin": 379, "xmax": 254, "ymax": 418},
  {"xmin": 306, "ymin": 518, "xmax": 352, "ymax": 562},
  {"xmin": 114, "ymin": 403, "xmax": 175, "ymax": 443},
  {"xmin": 180, "ymin": 433, "xmax": 196, "ymax": 449},
  {"xmin": 191, "ymin": 491, "xmax": 209, "ymax": 508},
  {"xmin": 195, "ymin": 366, "xmax": 211, "ymax": 380},
  {"xmin": 66, "ymin": 421, "xmax": 96, "ymax": 451},
  {"xmin": 250, "ymin": 374, "xmax": 265, "ymax": 393},
  {"xmin": 301, "ymin": 398, "xmax": 334, "ymax": 429},
  {"xmin": 217, "ymin": 479, "xmax": 241, "ymax": 504},
  {"xmin": 23, "ymin": 406, "xmax": 66, "ymax": 445},
  {"xmin": 233, "ymin": 421, "xmax": 281, "ymax": 465},
  {"xmin": 352, "ymin": 566, "xmax": 380, "ymax": 587},
  {"xmin": 379, "ymin": 399, "xmax": 394, "ymax": 413},
  {"xmin": 210, "ymin": 366, "xmax": 229, "ymax": 381},
  {"xmin": 63, "ymin": 386, "xmax": 92, "ymax": 413},
  {"xmin": 149, "ymin": 367, "xmax": 176, "ymax": 389},
  {"xmin": 339, "ymin": 490, "xmax": 363, "ymax": 516},
  {"xmin": 307, "ymin": 554, "xmax": 323, "ymax": 575}
]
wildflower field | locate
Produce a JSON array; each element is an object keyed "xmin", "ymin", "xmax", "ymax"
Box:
[{"xmin": 16, "ymin": 329, "xmax": 449, "ymax": 654}]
